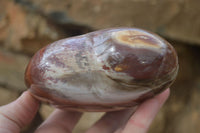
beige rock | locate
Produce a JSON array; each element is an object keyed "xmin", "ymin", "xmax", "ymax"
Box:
[
  {"xmin": 0, "ymin": 49, "xmax": 29, "ymax": 91},
  {"xmin": 1, "ymin": 0, "xmax": 200, "ymax": 54},
  {"xmin": 0, "ymin": 87, "xmax": 19, "ymax": 106},
  {"xmin": 0, "ymin": 0, "xmax": 59, "ymax": 52},
  {"xmin": 28, "ymin": 0, "xmax": 200, "ymax": 45},
  {"xmin": 171, "ymin": 78, "xmax": 200, "ymax": 133},
  {"xmin": 149, "ymin": 107, "xmax": 165, "ymax": 133},
  {"xmin": 73, "ymin": 112, "xmax": 104, "ymax": 133},
  {"xmin": 39, "ymin": 104, "xmax": 55, "ymax": 120}
]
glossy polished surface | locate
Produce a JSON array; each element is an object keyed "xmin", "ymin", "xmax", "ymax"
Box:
[{"xmin": 25, "ymin": 28, "xmax": 178, "ymax": 112}]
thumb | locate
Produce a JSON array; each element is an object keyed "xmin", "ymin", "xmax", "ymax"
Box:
[{"xmin": 0, "ymin": 91, "xmax": 40, "ymax": 133}]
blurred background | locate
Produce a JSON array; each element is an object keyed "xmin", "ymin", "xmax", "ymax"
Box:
[{"xmin": 0, "ymin": 0, "xmax": 200, "ymax": 133}]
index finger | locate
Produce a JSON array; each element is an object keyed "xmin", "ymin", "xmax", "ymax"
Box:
[{"xmin": 121, "ymin": 88, "xmax": 170, "ymax": 133}]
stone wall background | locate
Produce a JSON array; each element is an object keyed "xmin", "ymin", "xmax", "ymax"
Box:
[{"xmin": 0, "ymin": 0, "xmax": 200, "ymax": 133}]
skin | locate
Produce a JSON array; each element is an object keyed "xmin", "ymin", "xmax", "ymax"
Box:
[{"xmin": 0, "ymin": 88, "xmax": 170, "ymax": 133}]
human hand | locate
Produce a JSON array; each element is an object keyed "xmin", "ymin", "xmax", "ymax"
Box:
[{"xmin": 0, "ymin": 89, "xmax": 170, "ymax": 133}]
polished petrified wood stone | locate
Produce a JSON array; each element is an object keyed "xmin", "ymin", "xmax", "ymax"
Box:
[{"xmin": 25, "ymin": 28, "xmax": 178, "ymax": 112}]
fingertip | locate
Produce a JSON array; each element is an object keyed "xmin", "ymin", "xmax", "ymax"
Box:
[
  {"xmin": 160, "ymin": 88, "xmax": 170, "ymax": 97},
  {"xmin": 121, "ymin": 88, "xmax": 171, "ymax": 133},
  {"xmin": 154, "ymin": 88, "xmax": 170, "ymax": 106},
  {"xmin": 0, "ymin": 91, "xmax": 40, "ymax": 132}
]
